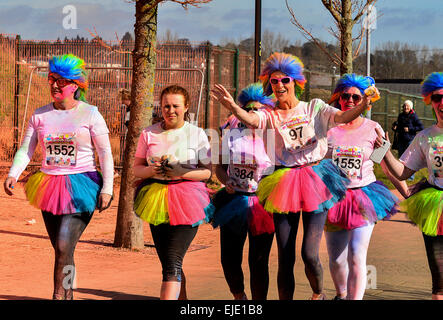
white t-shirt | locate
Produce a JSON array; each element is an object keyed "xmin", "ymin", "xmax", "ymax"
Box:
[
  {"xmin": 8, "ymin": 102, "xmax": 113, "ymax": 194},
  {"xmin": 400, "ymin": 125, "xmax": 443, "ymax": 188},
  {"xmin": 253, "ymin": 99, "xmax": 339, "ymax": 166},
  {"xmin": 135, "ymin": 121, "xmax": 211, "ymax": 180},
  {"xmin": 327, "ymin": 118, "xmax": 384, "ymax": 188}
]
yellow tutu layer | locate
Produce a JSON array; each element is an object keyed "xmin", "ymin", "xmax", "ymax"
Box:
[{"xmin": 134, "ymin": 183, "xmax": 169, "ymax": 225}]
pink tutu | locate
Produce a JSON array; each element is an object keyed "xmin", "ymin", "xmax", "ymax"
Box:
[{"xmin": 326, "ymin": 181, "xmax": 398, "ymax": 230}]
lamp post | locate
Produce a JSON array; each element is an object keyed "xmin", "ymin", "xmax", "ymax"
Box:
[{"xmin": 254, "ymin": 0, "xmax": 262, "ymax": 81}]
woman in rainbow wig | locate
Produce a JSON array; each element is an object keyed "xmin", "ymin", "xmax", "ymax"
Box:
[
  {"xmin": 4, "ymin": 54, "xmax": 114, "ymax": 299},
  {"xmin": 133, "ymin": 85, "xmax": 213, "ymax": 300},
  {"xmin": 382, "ymin": 72, "xmax": 443, "ymax": 300},
  {"xmin": 325, "ymin": 73, "xmax": 408, "ymax": 300},
  {"xmin": 212, "ymin": 52, "xmax": 378, "ymax": 300},
  {"xmin": 212, "ymin": 83, "xmax": 275, "ymax": 300}
]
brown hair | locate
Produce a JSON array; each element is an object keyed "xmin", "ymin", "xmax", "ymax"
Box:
[{"xmin": 159, "ymin": 85, "xmax": 191, "ymax": 122}]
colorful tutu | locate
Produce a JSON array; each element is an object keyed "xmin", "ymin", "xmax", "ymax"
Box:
[
  {"xmin": 211, "ymin": 188, "xmax": 274, "ymax": 236},
  {"xmin": 25, "ymin": 171, "xmax": 102, "ymax": 215},
  {"xmin": 326, "ymin": 181, "xmax": 398, "ymax": 231},
  {"xmin": 256, "ymin": 159, "xmax": 349, "ymax": 214},
  {"xmin": 401, "ymin": 180, "xmax": 443, "ymax": 236},
  {"xmin": 134, "ymin": 179, "xmax": 215, "ymax": 226}
]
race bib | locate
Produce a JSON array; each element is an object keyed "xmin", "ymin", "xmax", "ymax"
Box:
[
  {"xmin": 332, "ymin": 146, "xmax": 363, "ymax": 179},
  {"xmin": 278, "ymin": 115, "xmax": 316, "ymax": 152},
  {"xmin": 44, "ymin": 133, "xmax": 77, "ymax": 167},
  {"xmin": 429, "ymin": 142, "xmax": 443, "ymax": 179},
  {"xmin": 229, "ymin": 164, "xmax": 257, "ymax": 191}
]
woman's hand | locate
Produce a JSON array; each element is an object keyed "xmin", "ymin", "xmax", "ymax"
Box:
[
  {"xmin": 374, "ymin": 128, "xmax": 389, "ymax": 149},
  {"xmin": 211, "ymin": 84, "xmax": 237, "ymax": 111},
  {"xmin": 3, "ymin": 177, "xmax": 16, "ymax": 196},
  {"xmin": 225, "ymin": 179, "xmax": 237, "ymax": 194},
  {"xmin": 98, "ymin": 193, "xmax": 113, "ymax": 212},
  {"xmin": 163, "ymin": 162, "xmax": 186, "ymax": 179}
]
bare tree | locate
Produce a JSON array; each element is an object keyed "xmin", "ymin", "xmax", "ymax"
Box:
[
  {"xmin": 286, "ymin": 0, "xmax": 377, "ymax": 74},
  {"xmin": 114, "ymin": 0, "xmax": 213, "ymax": 250},
  {"xmin": 261, "ymin": 29, "xmax": 290, "ymax": 62}
]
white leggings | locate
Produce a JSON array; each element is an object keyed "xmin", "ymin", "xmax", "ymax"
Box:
[{"xmin": 325, "ymin": 223, "xmax": 375, "ymax": 300}]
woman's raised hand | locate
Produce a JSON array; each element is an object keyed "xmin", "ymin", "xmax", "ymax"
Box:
[{"xmin": 211, "ymin": 84, "xmax": 237, "ymax": 111}]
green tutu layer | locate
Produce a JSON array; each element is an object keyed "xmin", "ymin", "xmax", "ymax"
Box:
[{"xmin": 401, "ymin": 187, "xmax": 443, "ymax": 236}]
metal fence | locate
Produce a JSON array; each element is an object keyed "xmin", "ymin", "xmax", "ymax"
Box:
[{"xmin": 1, "ymin": 34, "xmax": 436, "ymax": 169}]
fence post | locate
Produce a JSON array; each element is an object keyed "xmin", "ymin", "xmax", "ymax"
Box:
[
  {"xmin": 233, "ymin": 48, "xmax": 239, "ymax": 100},
  {"xmin": 13, "ymin": 35, "xmax": 20, "ymax": 154},
  {"xmin": 205, "ymin": 44, "xmax": 212, "ymax": 129}
]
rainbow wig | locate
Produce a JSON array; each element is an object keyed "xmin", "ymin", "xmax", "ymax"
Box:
[
  {"xmin": 259, "ymin": 52, "xmax": 306, "ymax": 99},
  {"xmin": 329, "ymin": 73, "xmax": 375, "ymax": 106},
  {"xmin": 237, "ymin": 82, "xmax": 275, "ymax": 109},
  {"xmin": 421, "ymin": 72, "xmax": 443, "ymax": 105},
  {"xmin": 49, "ymin": 54, "xmax": 88, "ymax": 102}
]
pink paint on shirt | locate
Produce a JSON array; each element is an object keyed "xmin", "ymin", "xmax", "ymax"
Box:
[{"xmin": 327, "ymin": 118, "xmax": 383, "ymax": 188}]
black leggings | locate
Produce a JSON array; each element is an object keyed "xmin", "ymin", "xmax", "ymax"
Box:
[
  {"xmin": 42, "ymin": 211, "xmax": 92, "ymax": 300},
  {"xmin": 422, "ymin": 233, "xmax": 443, "ymax": 295},
  {"xmin": 150, "ymin": 224, "xmax": 198, "ymax": 282},
  {"xmin": 274, "ymin": 211, "xmax": 327, "ymax": 300},
  {"xmin": 220, "ymin": 225, "xmax": 274, "ymax": 300}
]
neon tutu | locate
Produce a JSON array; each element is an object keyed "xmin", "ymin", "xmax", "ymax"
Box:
[
  {"xmin": 256, "ymin": 159, "xmax": 349, "ymax": 214},
  {"xmin": 401, "ymin": 180, "xmax": 443, "ymax": 236},
  {"xmin": 211, "ymin": 188, "xmax": 274, "ymax": 236},
  {"xmin": 134, "ymin": 179, "xmax": 215, "ymax": 226},
  {"xmin": 326, "ymin": 181, "xmax": 398, "ymax": 231},
  {"xmin": 25, "ymin": 171, "xmax": 102, "ymax": 215}
]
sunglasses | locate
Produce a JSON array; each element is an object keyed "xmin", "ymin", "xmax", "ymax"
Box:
[
  {"xmin": 340, "ymin": 93, "xmax": 362, "ymax": 103},
  {"xmin": 431, "ymin": 94, "xmax": 443, "ymax": 103},
  {"xmin": 270, "ymin": 77, "xmax": 293, "ymax": 85},
  {"xmin": 48, "ymin": 76, "xmax": 75, "ymax": 88}
]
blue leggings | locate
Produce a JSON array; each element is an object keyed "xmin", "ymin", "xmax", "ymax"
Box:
[{"xmin": 274, "ymin": 211, "xmax": 327, "ymax": 300}]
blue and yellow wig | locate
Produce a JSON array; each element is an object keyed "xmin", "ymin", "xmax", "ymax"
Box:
[
  {"xmin": 259, "ymin": 52, "xmax": 306, "ymax": 99},
  {"xmin": 237, "ymin": 82, "xmax": 274, "ymax": 109},
  {"xmin": 49, "ymin": 54, "xmax": 88, "ymax": 102},
  {"xmin": 421, "ymin": 72, "xmax": 443, "ymax": 105},
  {"xmin": 329, "ymin": 73, "xmax": 375, "ymax": 106}
]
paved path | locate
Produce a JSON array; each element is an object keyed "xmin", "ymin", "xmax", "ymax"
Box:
[{"xmin": 0, "ymin": 187, "xmax": 432, "ymax": 300}]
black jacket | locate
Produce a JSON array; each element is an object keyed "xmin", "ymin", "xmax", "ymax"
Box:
[{"xmin": 392, "ymin": 111, "xmax": 424, "ymax": 145}]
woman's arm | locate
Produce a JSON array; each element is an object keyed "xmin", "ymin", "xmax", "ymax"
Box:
[
  {"xmin": 211, "ymin": 84, "xmax": 260, "ymax": 128},
  {"xmin": 164, "ymin": 161, "xmax": 212, "ymax": 181},
  {"xmin": 92, "ymin": 134, "xmax": 114, "ymax": 212},
  {"xmin": 92, "ymin": 134, "xmax": 114, "ymax": 195},
  {"xmin": 380, "ymin": 160, "xmax": 410, "ymax": 198},
  {"xmin": 4, "ymin": 122, "xmax": 39, "ymax": 195},
  {"xmin": 375, "ymin": 128, "xmax": 416, "ymax": 180},
  {"xmin": 334, "ymin": 96, "xmax": 371, "ymax": 124},
  {"xmin": 133, "ymin": 157, "xmax": 161, "ymax": 179}
]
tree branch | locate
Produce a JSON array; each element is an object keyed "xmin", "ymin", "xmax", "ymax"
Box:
[
  {"xmin": 321, "ymin": 0, "xmax": 343, "ymax": 24},
  {"xmin": 353, "ymin": 0, "xmax": 377, "ymax": 23},
  {"xmin": 87, "ymin": 27, "xmax": 133, "ymax": 54},
  {"xmin": 286, "ymin": 0, "xmax": 344, "ymax": 66}
]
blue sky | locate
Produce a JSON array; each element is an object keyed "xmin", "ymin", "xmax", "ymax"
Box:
[{"xmin": 0, "ymin": 0, "xmax": 441, "ymax": 49}]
